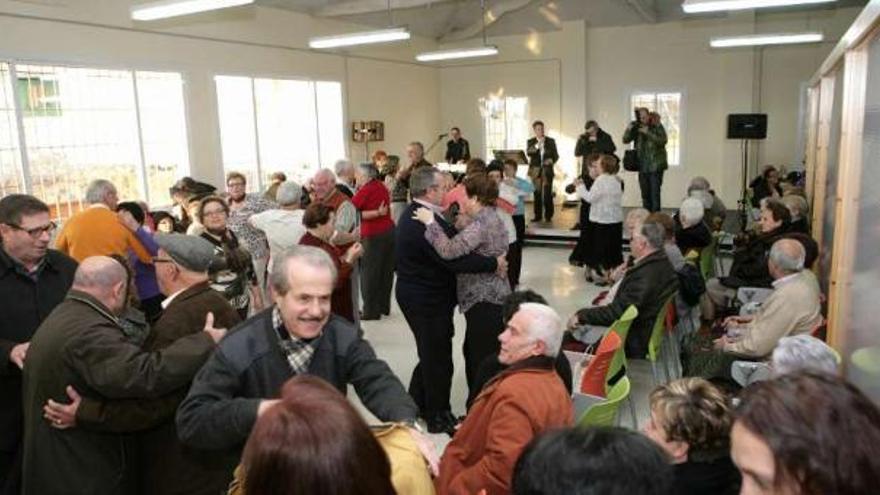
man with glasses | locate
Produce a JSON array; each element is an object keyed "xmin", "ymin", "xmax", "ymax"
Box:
[
  {"xmin": 0, "ymin": 194, "xmax": 77, "ymax": 495},
  {"xmin": 54, "ymin": 179, "xmax": 152, "ymax": 263},
  {"xmin": 395, "ymin": 167, "xmax": 505, "ymax": 435},
  {"xmin": 40, "ymin": 234, "xmax": 240, "ymax": 495}
]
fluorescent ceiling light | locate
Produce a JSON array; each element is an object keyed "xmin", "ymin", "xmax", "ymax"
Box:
[
  {"xmin": 416, "ymin": 46, "xmax": 499, "ymax": 62},
  {"xmin": 309, "ymin": 27, "xmax": 411, "ymax": 49},
  {"xmin": 710, "ymin": 32, "xmax": 824, "ymax": 47},
  {"xmin": 683, "ymin": 0, "xmax": 836, "ymax": 14},
  {"xmin": 131, "ymin": 0, "xmax": 253, "ymax": 21}
]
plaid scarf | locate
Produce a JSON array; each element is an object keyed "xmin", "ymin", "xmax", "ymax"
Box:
[{"xmin": 273, "ymin": 306, "xmax": 320, "ymax": 375}]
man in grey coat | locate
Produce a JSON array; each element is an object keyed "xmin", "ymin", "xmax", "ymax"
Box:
[
  {"xmin": 176, "ymin": 245, "xmax": 424, "ymax": 468},
  {"xmin": 21, "ymin": 256, "xmax": 226, "ymax": 495}
]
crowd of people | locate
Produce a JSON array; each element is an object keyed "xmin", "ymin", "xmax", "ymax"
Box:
[{"xmin": 1, "ymin": 117, "xmax": 878, "ymax": 495}]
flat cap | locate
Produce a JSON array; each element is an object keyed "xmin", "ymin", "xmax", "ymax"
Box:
[{"xmin": 154, "ymin": 233, "xmax": 215, "ymax": 272}]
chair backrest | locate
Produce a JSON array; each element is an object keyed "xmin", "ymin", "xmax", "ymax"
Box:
[
  {"xmin": 700, "ymin": 234, "xmax": 718, "ymax": 280},
  {"xmin": 647, "ymin": 294, "xmax": 676, "ymax": 361},
  {"xmin": 579, "ymin": 331, "xmax": 622, "ymax": 397},
  {"xmin": 605, "ymin": 305, "xmax": 638, "ymax": 390},
  {"xmin": 577, "ymin": 376, "xmax": 631, "ymax": 428}
]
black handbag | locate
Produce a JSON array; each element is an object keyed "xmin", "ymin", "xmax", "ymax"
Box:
[{"xmin": 623, "ymin": 149, "xmax": 640, "ymax": 172}]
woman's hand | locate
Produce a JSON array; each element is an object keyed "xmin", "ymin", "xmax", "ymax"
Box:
[
  {"xmin": 377, "ymin": 202, "xmax": 388, "ymax": 217},
  {"xmin": 344, "ymin": 242, "xmax": 364, "ymax": 264},
  {"xmin": 413, "ymin": 207, "xmax": 434, "ymax": 225}
]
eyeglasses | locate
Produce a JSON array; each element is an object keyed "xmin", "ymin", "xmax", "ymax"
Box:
[
  {"xmin": 151, "ymin": 257, "xmax": 176, "ymax": 264},
  {"xmin": 227, "ymin": 182, "xmax": 246, "ymax": 188},
  {"xmin": 7, "ymin": 221, "xmax": 56, "ymax": 238},
  {"xmin": 202, "ymin": 210, "xmax": 227, "ymax": 218}
]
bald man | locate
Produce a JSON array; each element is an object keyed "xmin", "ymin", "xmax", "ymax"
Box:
[{"xmin": 21, "ymin": 256, "xmax": 226, "ymax": 495}]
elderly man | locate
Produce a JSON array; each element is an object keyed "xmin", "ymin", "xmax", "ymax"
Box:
[
  {"xmin": 732, "ymin": 334, "xmax": 839, "ymax": 387},
  {"xmin": 715, "ymin": 239, "xmax": 821, "ymax": 358},
  {"xmin": 570, "ymin": 221, "xmax": 678, "ymax": 358},
  {"xmin": 54, "ymin": 179, "xmax": 151, "ymax": 263},
  {"xmin": 21, "ymin": 256, "xmax": 225, "ymax": 495},
  {"xmin": 396, "ymin": 166, "xmax": 503, "ymax": 435},
  {"xmin": 0, "ymin": 195, "xmax": 77, "ymax": 495},
  {"xmin": 311, "ymin": 168, "xmax": 358, "ymax": 246},
  {"xmin": 435, "ymin": 303, "xmax": 573, "ymax": 495},
  {"xmin": 225, "ymin": 172, "xmax": 275, "ymax": 296},
  {"xmin": 248, "ymin": 181, "xmax": 307, "ymax": 275},
  {"xmin": 176, "ymin": 246, "xmax": 421, "ymax": 462},
  {"xmin": 407, "ymin": 141, "xmax": 433, "ymax": 170},
  {"xmin": 334, "ymin": 159, "xmax": 356, "ymax": 197},
  {"xmin": 41, "ymin": 235, "xmax": 241, "ymax": 495}
]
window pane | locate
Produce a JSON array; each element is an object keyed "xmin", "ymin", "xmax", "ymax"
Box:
[
  {"xmin": 480, "ymin": 97, "xmax": 506, "ymax": 159},
  {"xmin": 0, "ymin": 63, "xmax": 24, "ymax": 197},
  {"xmin": 505, "ymin": 97, "xmax": 529, "ymax": 152},
  {"xmin": 216, "ymin": 76, "xmax": 260, "ymax": 192},
  {"xmin": 136, "ymin": 71, "xmax": 190, "ymax": 206},
  {"xmin": 316, "ymin": 81, "xmax": 345, "ymax": 172},
  {"xmin": 254, "ymin": 78, "xmax": 318, "ymax": 186},
  {"xmin": 19, "ymin": 65, "xmax": 141, "ymax": 220}
]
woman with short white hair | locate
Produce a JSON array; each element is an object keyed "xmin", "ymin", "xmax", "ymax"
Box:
[{"xmin": 674, "ymin": 197, "xmax": 712, "ymax": 256}]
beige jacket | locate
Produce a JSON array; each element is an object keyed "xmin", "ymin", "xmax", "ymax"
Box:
[{"xmin": 725, "ymin": 270, "xmax": 822, "ymax": 358}]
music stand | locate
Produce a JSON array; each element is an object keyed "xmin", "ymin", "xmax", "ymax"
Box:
[{"xmin": 492, "ymin": 149, "xmax": 527, "ymax": 165}]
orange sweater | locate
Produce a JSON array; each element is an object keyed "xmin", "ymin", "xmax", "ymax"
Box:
[{"xmin": 55, "ymin": 205, "xmax": 152, "ymax": 263}]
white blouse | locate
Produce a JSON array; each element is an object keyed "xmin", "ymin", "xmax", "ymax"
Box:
[{"xmin": 576, "ymin": 174, "xmax": 623, "ymax": 224}]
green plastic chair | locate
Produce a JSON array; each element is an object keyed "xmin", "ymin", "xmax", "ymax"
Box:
[
  {"xmin": 699, "ymin": 234, "xmax": 718, "ymax": 281},
  {"xmin": 576, "ymin": 376, "xmax": 631, "ymax": 428},
  {"xmin": 646, "ymin": 294, "xmax": 676, "ymax": 385},
  {"xmin": 603, "ymin": 305, "xmax": 638, "ymax": 427}
]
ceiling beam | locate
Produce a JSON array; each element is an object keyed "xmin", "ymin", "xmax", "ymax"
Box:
[
  {"xmin": 439, "ymin": 0, "xmax": 536, "ymax": 43},
  {"xmin": 314, "ymin": 0, "xmax": 453, "ymax": 17},
  {"xmin": 625, "ymin": 0, "xmax": 657, "ymax": 23}
]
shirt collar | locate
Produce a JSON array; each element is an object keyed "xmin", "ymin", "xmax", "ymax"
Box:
[
  {"xmin": 0, "ymin": 247, "xmax": 48, "ymax": 280},
  {"xmin": 161, "ymin": 287, "xmax": 188, "ymax": 309},
  {"xmin": 772, "ymin": 272, "xmax": 800, "ymax": 288},
  {"xmin": 413, "ymin": 198, "xmax": 443, "ymax": 215}
]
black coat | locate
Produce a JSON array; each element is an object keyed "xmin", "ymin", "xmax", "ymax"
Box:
[
  {"xmin": 674, "ymin": 216, "xmax": 712, "ymax": 256},
  {"xmin": 574, "ymin": 129, "xmax": 617, "ymax": 157},
  {"xmin": 526, "ymin": 137, "xmax": 559, "ymax": 179},
  {"xmin": 0, "ymin": 249, "xmax": 76, "ymax": 457},
  {"xmin": 73, "ymin": 282, "xmax": 241, "ymax": 495},
  {"xmin": 394, "ymin": 201, "xmax": 497, "ymax": 303},
  {"xmin": 724, "ymin": 226, "xmax": 788, "ymax": 289},
  {"xmin": 445, "ymin": 138, "xmax": 471, "ymax": 164},
  {"xmin": 176, "ymin": 310, "xmax": 418, "ymax": 459},
  {"xmin": 576, "ymin": 250, "xmax": 678, "ymax": 357},
  {"xmin": 22, "ymin": 291, "xmax": 216, "ymax": 495}
]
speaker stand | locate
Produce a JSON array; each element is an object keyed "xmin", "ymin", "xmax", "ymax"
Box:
[{"xmin": 738, "ymin": 139, "xmax": 751, "ymax": 232}]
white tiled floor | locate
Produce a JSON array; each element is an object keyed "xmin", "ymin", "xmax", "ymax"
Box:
[{"xmin": 353, "ymin": 245, "xmax": 658, "ymax": 441}]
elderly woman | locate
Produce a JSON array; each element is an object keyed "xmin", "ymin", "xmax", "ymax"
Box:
[
  {"xmin": 576, "ymin": 153, "xmax": 623, "ymax": 284},
  {"xmin": 731, "ymin": 334, "xmax": 839, "ymax": 387},
  {"xmin": 749, "ymin": 165, "xmax": 782, "ymax": 208},
  {"xmin": 781, "ymin": 194, "xmax": 810, "ymax": 234},
  {"xmin": 351, "ymin": 162, "xmax": 395, "ymax": 320},
  {"xmin": 643, "ymin": 378, "xmax": 741, "ymax": 494},
  {"xmin": 688, "ymin": 177, "xmax": 726, "ymax": 231},
  {"xmin": 225, "ymin": 172, "xmax": 275, "ymax": 297},
  {"xmin": 414, "ymin": 174, "xmax": 511, "ymax": 394},
  {"xmin": 674, "ymin": 197, "xmax": 712, "ymax": 256},
  {"xmin": 197, "ymin": 195, "xmax": 263, "ymax": 319},
  {"xmin": 299, "ymin": 203, "xmax": 363, "ymax": 322},
  {"xmin": 732, "ymin": 372, "xmax": 880, "ymax": 495}
]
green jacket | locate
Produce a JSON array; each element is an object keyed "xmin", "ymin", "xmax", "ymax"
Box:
[
  {"xmin": 623, "ymin": 123, "xmax": 668, "ymax": 173},
  {"xmin": 21, "ymin": 290, "xmax": 216, "ymax": 495}
]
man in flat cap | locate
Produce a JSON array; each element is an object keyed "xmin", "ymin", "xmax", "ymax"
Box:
[{"xmin": 40, "ymin": 235, "xmax": 241, "ymax": 495}]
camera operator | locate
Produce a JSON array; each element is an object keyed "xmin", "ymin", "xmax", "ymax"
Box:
[{"xmin": 623, "ymin": 108, "xmax": 668, "ymax": 212}]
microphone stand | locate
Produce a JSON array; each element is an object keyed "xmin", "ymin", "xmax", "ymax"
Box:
[{"xmin": 425, "ymin": 134, "xmax": 447, "ymax": 159}]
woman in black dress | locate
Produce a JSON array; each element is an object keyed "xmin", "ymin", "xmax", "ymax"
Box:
[{"xmin": 568, "ymin": 152, "xmax": 599, "ymax": 267}]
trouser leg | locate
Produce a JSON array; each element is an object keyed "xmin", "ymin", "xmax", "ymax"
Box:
[
  {"xmin": 543, "ymin": 175, "xmax": 554, "ymax": 220},
  {"xmin": 398, "ymin": 290, "xmax": 455, "ymax": 415},
  {"xmin": 463, "ymin": 302, "xmax": 504, "ymax": 395},
  {"xmin": 532, "ymin": 176, "xmax": 543, "ymax": 219},
  {"xmin": 639, "ymin": 172, "xmax": 652, "ymax": 210}
]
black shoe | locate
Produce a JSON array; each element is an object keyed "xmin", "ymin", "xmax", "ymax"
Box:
[
  {"xmin": 360, "ymin": 313, "xmax": 381, "ymax": 321},
  {"xmin": 531, "ymin": 217, "xmax": 543, "ymax": 222},
  {"xmin": 425, "ymin": 412, "xmax": 457, "ymax": 436}
]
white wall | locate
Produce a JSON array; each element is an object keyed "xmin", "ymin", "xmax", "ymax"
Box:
[
  {"xmin": 436, "ymin": 8, "xmax": 861, "ymax": 209},
  {"xmin": 0, "ymin": 0, "xmax": 440, "ymax": 189}
]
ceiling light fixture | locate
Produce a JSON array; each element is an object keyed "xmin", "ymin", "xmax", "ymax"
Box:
[
  {"xmin": 683, "ymin": 0, "xmax": 836, "ymax": 14},
  {"xmin": 308, "ymin": 27, "xmax": 411, "ymax": 49},
  {"xmin": 416, "ymin": 46, "xmax": 499, "ymax": 61},
  {"xmin": 710, "ymin": 32, "xmax": 824, "ymax": 47},
  {"xmin": 131, "ymin": 0, "xmax": 253, "ymax": 21}
]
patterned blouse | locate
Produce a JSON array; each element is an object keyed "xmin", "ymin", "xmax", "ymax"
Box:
[
  {"xmin": 424, "ymin": 206, "xmax": 511, "ymax": 313},
  {"xmin": 227, "ymin": 193, "xmax": 275, "ymax": 260}
]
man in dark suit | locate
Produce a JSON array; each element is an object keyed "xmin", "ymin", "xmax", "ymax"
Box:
[
  {"xmin": 526, "ymin": 120, "xmax": 559, "ymax": 223},
  {"xmin": 395, "ymin": 166, "xmax": 505, "ymax": 435},
  {"xmin": 569, "ymin": 221, "xmax": 678, "ymax": 358},
  {"xmin": 41, "ymin": 234, "xmax": 241, "ymax": 495},
  {"xmin": 0, "ymin": 195, "xmax": 77, "ymax": 495},
  {"xmin": 445, "ymin": 127, "xmax": 471, "ymax": 164}
]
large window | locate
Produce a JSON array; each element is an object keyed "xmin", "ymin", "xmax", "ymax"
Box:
[
  {"xmin": 215, "ymin": 76, "xmax": 345, "ymax": 192},
  {"xmin": 630, "ymin": 91, "xmax": 683, "ymax": 166},
  {"xmin": 0, "ymin": 63, "xmax": 190, "ymax": 218},
  {"xmin": 480, "ymin": 96, "xmax": 529, "ymax": 160}
]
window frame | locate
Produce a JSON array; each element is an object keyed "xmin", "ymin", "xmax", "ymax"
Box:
[
  {"xmin": 213, "ymin": 72, "xmax": 348, "ymax": 192},
  {"xmin": 625, "ymin": 88, "xmax": 686, "ymax": 167},
  {"xmin": 480, "ymin": 95, "xmax": 530, "ymax": 162},
  {"xmin": 0, "ymin": 58, "xmax": 193, "ymax": 212}
]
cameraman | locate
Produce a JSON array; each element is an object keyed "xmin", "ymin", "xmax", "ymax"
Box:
[{"xmin": 623, "ymin": 107, "xmax": 668, "ymax": 212}]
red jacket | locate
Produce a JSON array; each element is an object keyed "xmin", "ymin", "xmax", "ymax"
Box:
[
  {"xmin": 351, "ymin": 179, "xmax": 394, "ymax": 238},
  {"xmin": 435, "ymin": 357, "xmax": 573, "ymax": 495}
]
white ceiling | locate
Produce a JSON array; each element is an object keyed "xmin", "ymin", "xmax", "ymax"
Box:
[{"xmin": 257, "ymin": 0, "xmax": 868, "ymax": 41}]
